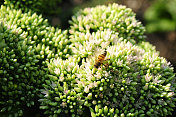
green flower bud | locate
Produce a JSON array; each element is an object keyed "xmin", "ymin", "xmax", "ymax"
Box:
[
  {"xmin": 121, "ymin": 87, "xmax": 125, "ymax": 91},
  {"xmin": 87, "ymin": 93, "xmax": 92, "ymax": 100},
  {"xmin": 95, "ymin": 105, "xmax": 99, "ymax": 113},
  {"xmin": 120, "ymin": 113, "xmax": 125, "ymax": 117},
  {"xmin": 104, "ymin": 106, "xmax": 108, "ymax": 114},
  {"xmin": 99, "ymin": 87, "xmax": 103, "ymax": 91}
]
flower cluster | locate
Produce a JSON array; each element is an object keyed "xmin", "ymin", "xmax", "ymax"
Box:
[
  {"xmin": 39, "ymin": 57, "xmax": 83, "ymax": 116},
  {"xmin": 69, "ymin": 29, "xmax": 157, "ymax": 59},
  {"xmin": 69, "ymin": 3, "xmax": 146, "ymax": 44},
  {"xmin": 0, "ymin": 5, "xmax": 70, "ymax": 116},
  {"xmin": 39, "ymin": 30, "xmax": 176, "ymax": 117}
]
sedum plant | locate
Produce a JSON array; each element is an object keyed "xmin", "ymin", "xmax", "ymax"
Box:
[
  {"xmin": 0, "ymin": 2, "xmax": 175, "ymax": 117},
  {"xmin": 0, "ymin": 21, "xmax": 43, "ymax": 116},
  {"xmin": 0, "ymin": 5, "xmax": 70, "ymax": 116},
  {"xmin": 0, "ymin": 5, "xmax": 70, "ymax": 59},
  {"xmin": 39, "ymin": 30, "xmax": 176, "ymax": 117},
  {"xmin": 69, "ymin": 3, "xmax": 146, "ymax": 44}
]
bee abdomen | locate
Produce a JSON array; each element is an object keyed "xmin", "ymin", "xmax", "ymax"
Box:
[
  {"xmin": 98, "ymin": 51, "xmax": 107, "ymax": 60},
  {"xmin": 103, "ymin": 50, "xmax": 107, "ymax": 56}
]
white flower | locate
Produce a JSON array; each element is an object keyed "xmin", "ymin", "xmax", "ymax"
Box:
[
  {"xmin": 93, "ymin": 82, "xmax": 98, "ymax": 87},
  {"xmin": 84, "ymin": 86, "xmax": 89, "ymax": 93},
  {"xmin": 64, "ymin": 89, "xmax": 68, "ymax": 94},
  {"xmin": 53, "ymin": 58, "xmax": 60, "ymax": 66},
  {"xmin": 87, "ymin": 74, "xmax": 93, "ymax": 81},
  {"xmin": 94, "ymin": 72, "xmax": 101, "ymax": 79},
  {"xmin": 126, "ymin": 78, "xmax": 132, "ymax": 84},
  {"xmin": 168, "ymin": 92, "xmax": 174, "ymax": 97},
  {"xmin": 88, "ymin": 83, "xmax": 94, "ymax": 89},
  {"xmin": 153, "ymin": 76, "xmax": 162, "ymax": 84},
  {"xmin": 67, "ymin": 66, "xmax": 71, "ymax": 72},
  {"xmin": 50, "ymin": 81, "xmax": 57, "ymax": 89},
  {"xmin": 60, "ymin": 102, "xmax": 67, "ymax": 108},
  {"xmin": 54, "ymin": 68, "xmax": 60, "ymax": 75},
  {"xmin": 59, "ymin": 76, "xmax": 64, "ymax": 82},
  {"xmin": 41, "ymin": 89, "xmax": 49, "ymax": 97},
  {"xmin": 145, "ymin": 73, "xmax": 152, "ymax": 82}
]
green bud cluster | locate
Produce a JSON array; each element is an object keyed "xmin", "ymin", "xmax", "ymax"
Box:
[
  {"xmin": 0, "ymin": 5, "xmax": 70, "ymax": 116},
  {"xmin": 39, "ymin": 57, "xmax": 85, "ymax": 116},
  {"xmin": 69, "ymin": 3, "xmax": 146, "ymax": 44},
  {"xmin": 0, "ymin": 5, "xmax": 71, "ymax": 59},
  {"xmin": 0, "ymin": 21, "xmax": 40, "ymax": 116},
  {"xmin": 40, "ymin": 30, "xmax": 176, "ymax": 117}
]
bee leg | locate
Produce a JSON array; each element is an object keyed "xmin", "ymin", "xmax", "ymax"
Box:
[
  {"xmin": 103, "ymin": 59, "xmax": 110, "ymax": 62},
  {"xmin": 104, "ymin": 63, "xmax": 109, "ymax": 67},
  {"xmin": 102, "ymin": 63, "xmax": 109, "ymax": 69}
]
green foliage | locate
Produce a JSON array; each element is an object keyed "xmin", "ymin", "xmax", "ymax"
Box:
[
  {"xmin": 4, "ymin": 0, "xmax": 62, "ymax": 16},
  {"xmin": 0, "ymin": 21, "xmax": 42, "ymax": 116},
  {"xmin": 144, "ymin": 0, "xmax": 176, "ymax": 32},
  {"xmin": 0, "ymin": 5, "xmax": 70, "ymax": 116},
  {"xmin": 39, "ymin": 30, "xmax": 176, "ymax": 116},
  {"xmin": 69, "ymin": 3, "xmax": 146, "ymax": 44},
  {"xmin": 0, "ymin": 5, "xmax": 70, "ymax": 59}
]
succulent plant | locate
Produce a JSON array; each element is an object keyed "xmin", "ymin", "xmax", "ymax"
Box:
[
  {"xmin": 0, "ymin": 5, "xmax": 70, "ymax": 116},
  {"xmin": 39, "ymin": 30, "xmax": 176, "ymax": 117},
  {"xmin": 69, "ymin": 3, "xmax": 146, "ymax": 44},
  {"xmin": 0, "ymin": 2, "xmax": 176, "ymax": 117},
  {"xmin": 0, "ymin": 5, "xmax": 71, "ymax": 59}
]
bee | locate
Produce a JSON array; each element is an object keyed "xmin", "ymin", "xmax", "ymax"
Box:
[{"xmin": 94, "ymin": 50, "xmax": 109, "ymax": 68}]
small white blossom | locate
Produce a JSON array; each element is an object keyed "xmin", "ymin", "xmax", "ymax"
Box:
[
  {"xmin": 145, "ymin": 73, "xmax": 152, "ymax": 82},
  {"xmin": 168, "ymin": 92, "xmax": 174, "ymax": 97},
  {"xmin": 54, "ymin": 68, "xmax": 60, "ymax": 75},
  {"xmin": 59, "ymin": 76, "xmax": 64, "ymax": 82},
  {"xmin": 153, "ymin": 76, "xmax": 162, "ymax": 84},
  {"xmin": 50, "ymin": 81, "xmax": 57, "ymax": 89},
  {"xmin": 60, "ymin": 102, "xmax": 67, "ymax": 108},
  {"xmin": 84, "ymin": 86, "xmax": 89, "ymax": 93},
  {"xmin": 41, "ymin": 90, "xmax": 49, "ymax": 97}
]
